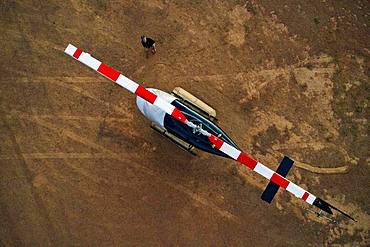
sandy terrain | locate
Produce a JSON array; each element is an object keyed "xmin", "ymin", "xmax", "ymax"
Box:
[{"xmin": 0, "ymin": 0, "xmax": 369, "ymax": 246}]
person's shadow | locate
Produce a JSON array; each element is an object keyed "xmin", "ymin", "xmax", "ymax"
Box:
[
  {"xmin": 145, "ymin": 49, "xmax": 150, "ymax": 59},
  {"xmin": 145, "ymin": 48, "xmax": 156, "ymax": 58}
]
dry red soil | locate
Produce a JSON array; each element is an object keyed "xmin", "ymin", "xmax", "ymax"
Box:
[{"xmin": 1, "ymin": 0, "xmax": 369, "ymax": 246}]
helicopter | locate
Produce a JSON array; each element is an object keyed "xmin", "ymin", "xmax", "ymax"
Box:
[{"xmin": 64, "ymin": 43, "xmax": 356, "ymax": 222}]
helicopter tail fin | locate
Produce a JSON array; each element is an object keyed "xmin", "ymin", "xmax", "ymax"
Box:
[
  {"xmin": 313, "ymin": 197, "xmax": 357, "ymax": 222},
  {"xmin": 261, "ymin": 156, "xmax": 294, "ymax": 203}
]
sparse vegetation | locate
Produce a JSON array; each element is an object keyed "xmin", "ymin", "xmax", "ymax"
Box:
[{"xmin": 313, "ymin": 16, "xmax": 320, "ymax": 25}]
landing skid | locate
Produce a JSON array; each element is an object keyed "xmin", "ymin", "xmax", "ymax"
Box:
[{"xmin": 150, "ymin": 122, "xmax": 196, "ymax": 155}]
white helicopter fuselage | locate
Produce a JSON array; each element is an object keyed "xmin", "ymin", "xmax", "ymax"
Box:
[
  {"xmin": 135, "ymin": 88, "xmax": 239, "ymax": 157},
  {"xmin": 136, "ymin": 88, "xmax": 176, "ymax": 129}
]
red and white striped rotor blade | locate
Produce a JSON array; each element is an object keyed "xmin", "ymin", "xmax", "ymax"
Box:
[
  {"xmin": 64, "ymin": 44, "xmax": 316, "ymax": 206},
  {"xmin": 207, "ymin": 134, "xmax": 317, "ymax": 205},
  {"xmin": 64, "ymin": 44, "xmax": 187, "ymax": 123}
]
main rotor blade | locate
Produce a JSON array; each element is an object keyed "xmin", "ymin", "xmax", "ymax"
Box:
[
  {"xmin": 207, "ymin": 134, "xmax": 318, "ymax": 205},
  {"xmin": 64, "ymin": 44, "xmax": 354, "ymax": 221},
  {"xmin": 64, "ymin": 44, "xmax": 187, "ymax": 123},
  {"xmin": 64, "ymin": 43, "xmax": 316, "ymax": 207}
]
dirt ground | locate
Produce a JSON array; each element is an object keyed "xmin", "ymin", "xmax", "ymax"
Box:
[{"xmin": 0, "ymin": 0, "xmax": 369, "ymax": 246}]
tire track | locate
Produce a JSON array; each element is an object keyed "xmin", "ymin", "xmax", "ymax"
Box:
[
  {"xmin": 12, "ymin": 113, "xmax": 239, "ymax": 223},
  {"xmin": 0, "ymin": 152, "xmax": 113, "ymax": 160},
  {"xmin": 16, "ymin": 77, "xmax": 133, "ymax": 120},
  {"xmin": 0, "ymin": 115, "xmax": 56, "ymax": 245},
  {"xmin": 8, "ymin": 113, "xmax": 129, "ymax": 123}
]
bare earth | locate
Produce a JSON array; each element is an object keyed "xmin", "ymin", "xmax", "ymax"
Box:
[{"xmin": 0, "ymin": 0, "xmax": 369, "ymax": 246}]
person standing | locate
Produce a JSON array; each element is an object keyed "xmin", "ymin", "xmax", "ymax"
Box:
[{"xmin": 141, "ymin": 35, "xmax": 156, "ymax": 55}]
